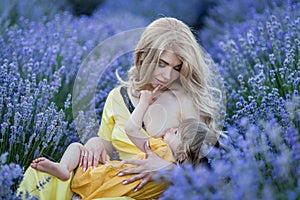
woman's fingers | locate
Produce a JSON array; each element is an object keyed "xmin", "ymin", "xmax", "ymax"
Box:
[
  {"xmin": 82, "ymin": 148, "xmax": 91, "ymax": 171},
  {"xmin": 117, "ymin": 159, "xmax": 143, "ymax": 176},
  {"xmin": 121, "ymin": 172, "xmax": 153, "ymax": 192},
  {"xmin": 99, "ymin": 150, "xmax": 107, "ymax": 164},
  {"xmin": 122, "ymin": 159, "xmax": 144, "ymax": 166},
  {"xmin": 93, "ymin": 150, "xmax": 100, "ymax": 168},
  {"xmin": 79, "ymin": 147, "xmax": 87, "ymax": 167},
  {"xmin": 87, "ymin": 151, "xmax": 93, "ymax": 169},
  {"xmin": 80, "ymin": 147, "xmax": 100, "ymax": 171},
  {"xmin": 121, "ymin": 173, "xmax": 145, "ymax": 184},
  {"xmin": 118, "ymin": 164, "xmax": 144, "ymax": 176},
  {"xmin": 134, "ymin": 173, "xmax": 152, "ymax": 192}
]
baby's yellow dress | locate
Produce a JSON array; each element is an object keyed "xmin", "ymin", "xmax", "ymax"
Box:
[
  {"xmin": 18, "ymin": 87, "xmax": 170, "ymax": 200},
  {"xmin": 71, "ymin": 138, "xmax": 174, "ymax": 199}
]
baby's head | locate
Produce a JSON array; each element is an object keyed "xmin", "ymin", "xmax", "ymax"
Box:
[{"xmin": 163, "ymin": 118, "xmax": 218, "ymax": 167}]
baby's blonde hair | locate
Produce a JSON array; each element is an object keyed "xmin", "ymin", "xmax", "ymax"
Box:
[{"xmin": 176, "ymin": 118, "xmax": 218, "ymax": 167}]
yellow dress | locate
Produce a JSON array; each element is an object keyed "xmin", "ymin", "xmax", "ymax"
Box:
[
  {"xmin": 98, "ymin": 86, "xmax": 148, "ymax": 160},
  {"xmin": 18, "ymin": 87, "xmax": 168, "ymax": 200},
  {"xmin": 71, "ymin": 138, "xmax": 174, "ymax": 199}
]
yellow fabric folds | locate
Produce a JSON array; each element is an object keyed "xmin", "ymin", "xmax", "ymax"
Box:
[
  {"xmin": 18, "ymin": 167, "xmax": 74, "ymax": 200},
  {"xmin": 71, "ymin": 138, "xmax": 174, "ymax": 200}
]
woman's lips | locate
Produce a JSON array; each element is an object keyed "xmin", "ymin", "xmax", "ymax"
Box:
[{"xmin": 156, "ymin": 79, "xmax": 168, "ymax": 85}]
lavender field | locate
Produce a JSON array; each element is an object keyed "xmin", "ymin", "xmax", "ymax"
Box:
[{"xmin": 0, "ymin": 0, "xmax": 299, "ymax": 199}]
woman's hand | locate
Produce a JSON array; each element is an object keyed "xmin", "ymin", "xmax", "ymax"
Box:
[
  {"xmin": 118, "ymin": 141, "xmax": 174, "ymax": 191},
  {"xmin": 79, "ymin": 137, "xmax": 114, "ymax": 171}
]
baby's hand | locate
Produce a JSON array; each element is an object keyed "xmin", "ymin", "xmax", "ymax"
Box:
[{"xmin": 139, "ymin": 85, "xmax": 161, "ymax": 105}]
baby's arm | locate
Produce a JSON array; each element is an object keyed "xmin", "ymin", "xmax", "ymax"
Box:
[{"xmin": 125, "ymin": 86, "xmax": 160, "ymax": 151}]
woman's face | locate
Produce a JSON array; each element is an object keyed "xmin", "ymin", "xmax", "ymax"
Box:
[
  {"xmin": 150, "ymin": 50, "xmax": 182, "ymax": 89},
  {"xmin": 163, "ymin": 127, "xmax": 181, "ymax": 153}
]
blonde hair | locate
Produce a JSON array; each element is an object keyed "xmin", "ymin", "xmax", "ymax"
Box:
[
  {"xmin": 120, "ymin": 17, "xmax": 223, "ymax": 137},
  {"xmin": 176, "ymin": 118, "xmax": 218, "ymax": 167}
]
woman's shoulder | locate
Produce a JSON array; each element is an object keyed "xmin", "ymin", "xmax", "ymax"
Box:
[
  {"xmin": 109, "ymin": 86, "xmax": 124, "ymax": 94},
  {"xmin": 105, "ymin": 86, "xmax": 123, "ymax": 100}
]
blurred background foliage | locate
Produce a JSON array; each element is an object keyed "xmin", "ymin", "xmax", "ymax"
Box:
[
  {"xmin": 0, "ymin": 0, "xmax": 217, "ymax": 33},
  {"xmin": 0, "ymin": 0, "xmax": 299, "ymax": 199}
]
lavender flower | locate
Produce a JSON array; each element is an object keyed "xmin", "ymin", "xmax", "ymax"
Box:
[
  {"xmin": 0, "ymin": 153, "xmax": 23, "ymax": 199},
  {"xmin": 212, "ymin": 3, "xmax": 300, "ymax": 129},
  {"xmin": 199, "ymin": 0, "xmax": 298, "ymax": 56},
  {"xmin": 161, "ymin": 116, "xmax": 300, "ymax": 199}
]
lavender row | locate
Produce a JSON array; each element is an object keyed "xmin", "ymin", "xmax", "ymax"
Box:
[
  {"xmin": 161, "ymin": 1, "xmax": 300, "ymax": 199},
  {"xmin": 0, "ymin": 1, "xmax": 299, "ymax": 199}
]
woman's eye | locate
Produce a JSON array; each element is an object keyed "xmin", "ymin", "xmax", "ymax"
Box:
[
  {"xmin": 175, "ymin": 130, "xmax": 178, "ymax": 135},
  {"xmin": 158, "ymin": 63, "xmax": 166, "ymax": 68},
  {"xmin": 173, "ymin": 66, "xmax": 182, "ymax": 72}
]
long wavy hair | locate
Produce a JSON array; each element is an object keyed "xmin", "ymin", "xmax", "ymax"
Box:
[{"xmin": 118, "ymin": 17, "xmax": 223, "ymax": 136}]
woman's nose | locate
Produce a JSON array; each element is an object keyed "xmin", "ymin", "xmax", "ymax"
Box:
[{"xmin": 162, "ymin": 67, "xmax": 172, "ymax": 80}]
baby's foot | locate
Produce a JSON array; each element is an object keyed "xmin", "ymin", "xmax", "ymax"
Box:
[{"xmin": 30, "ymin": 157, "xmax": 70, "ymax": 181}]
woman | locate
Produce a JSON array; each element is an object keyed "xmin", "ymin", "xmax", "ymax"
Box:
[
  {"xmin": 18, "ymin": 17, "xmax": 222, "ymax": 199},
  {"xmin": 79, "ymin": 17, "xmax": 221, "ymax": 196}
]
